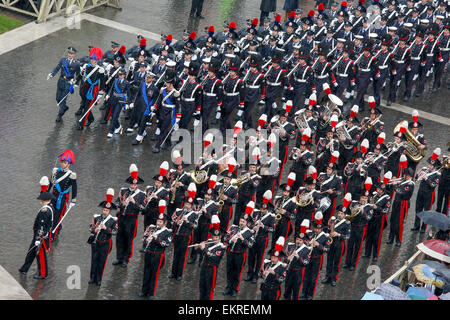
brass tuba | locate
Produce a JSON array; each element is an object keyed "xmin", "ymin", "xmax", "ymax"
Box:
[
  {"xmin": 335, "ymin": 121, "xmax": 353, "ymax": 149},
  {"xmin": 393, "ymin": 120, "xmax": 426, "ymax": 162}
]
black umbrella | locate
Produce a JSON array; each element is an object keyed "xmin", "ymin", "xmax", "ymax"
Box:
[{"xmin": 417, "ymin": 211, "xmax": 450, "ymax": 231}]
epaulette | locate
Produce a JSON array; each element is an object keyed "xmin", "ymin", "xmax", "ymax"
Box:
[
  {"xmin": 70, "ymin": 171, "xmax": 77, "ymax": 179},
  {"xmin": 94, "ymin": 214, "xmax": 101, "ymax": 218}
]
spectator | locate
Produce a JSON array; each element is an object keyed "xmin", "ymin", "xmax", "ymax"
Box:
[
  {"xmin": 190, "ymin": 0, "xmax": 205, "ymax": 19},
  {"xmin": 259, "ymin": 0, "xmax": 277, "ymax": 26},
  {"xmin": 283, "ymin": 0, "xmax": 298, "ymax": 21}
]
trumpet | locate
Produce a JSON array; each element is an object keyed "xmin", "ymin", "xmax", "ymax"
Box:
[{"xmin": 231, "ymin": 173, "xmax": 250, "ymax": 187}]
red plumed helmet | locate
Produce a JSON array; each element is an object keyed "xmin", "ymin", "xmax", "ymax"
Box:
[
  {"xmin": 383, "ymin": 171, "xmax": 392, "ymax": 185},
  {"xmin": 274, "ymin": 236, "xmax": 285, "ymax": 255},
  {"xmin": 399, "ymin": 154, "xmax": 408, "ymax": 168},
  {"xmin": 341, "ymin": 1, "xmax": 348, "ymax": 7},
  {"xmin": 140, "ymin": 38, "xmax": 147, "ymax": 47},
  {"xmin": 159, "ymin": 161, "xmax": 169, "ymax": 177},
  {"xmin": 251, "ymin": 18, "xmax": 259, "ymax": 26},
  {"xmin": 361, "ymin": 139, "xmax": 369, "ymax": 154},
  {"xmin": 252, "ymin": 147, "xmax": 261, "ymax": 161},
  {"xmin": 227, "ymin": 157, "xmax": 237, "ymax": 173},
  {"xmin": 412, "ymin": 109, "xmax": 419, "ymax": 123},
  {"xmin": 330, "ymin": 151, "xmax": 339, "ymax": 164},
  {"xmin": 204, "ymin": 133, "xmax": 214, "ymax": 147},
  {"xmin": 166, "ymin": 34, "xmax": 173, "ymax": 44},
  {"xmin": 172, "ymin": 149, "xmax": 182, "ymax": 166},
  {"xmin": 187, "ymin": 182, "xmax": 197, "ymax": 199},
  {"xmin": 377, "ymin": 132, "xmax": 386, "ymax": 145},
  {"xmin": 189, "ymin": 32, "xmax": 197, "ymax": 41},
  {"xmin": 289, "ymin": 11, "xmax": 296, "ymax": 18},
  {"xmin": 287, "ymin": 172, "xmax": 296, "ymax": 187},
  {"xmin": 209, "ymin": 174, "xmax": 217, "ymax": 190},
  {"xmin": 315, "ymin": 211, "xmax": 323, "ymax": 226},
  {"xmin": 330, "ymin": 114, "xmax": 339, "ymax": 128},
  {"xmin": 158, "ymin": 199, "xmax": 166, "ymax": 214},
  {"xmin": 308, "ymin": 165, "xmax": 317, "ymax": 180},
  {"xmin": 229, "ymin": 21, "xmax": 237, "ymax": 30},
  {"xmin": 368, "ymin": 96, "xmax": 375, "ymax": 109},
  {"xmin": 308, "ymin": 10, "xmax": 315, "ymax": 18},
  {"xmin": 106, "ymin": 188, "xmax": 114, "ymax": 203},
  {"xmin": 343, "ymin": 193, "xmax": 352, "ymax": 208},
  {"xmin": 263, "ymin": 190, "xmax": 272, "ymax": 205},
  {"xmin": 302, "ymin": 128, "xmax": 312, "ymax": 141},
  {"xmin": 245, "ymin": 201, "xmax": 255, "ymax": 214},
  {"xmin": 40, "ymin": 176, "xmax": 49, "ymax": 192},
  {"xmin": 234, "ymin": 120, "xmax": 243, "ymax": 135},
  {"xmin": 399, "ymin": 122, "xmax": 408, "ymax": 134},
  {"xmin": 350, "ymin": 105, "xmax": 359, "ymax": 118},
  {"xmin": 300, "ymin": 219, "xmax": 310, "ymax": 234},
  {"xmin": 119, "ymin": 45, "xmax": 126, "ymax": 55},
  {"xmin": 364, "ymin": 177, "xmax": 372, "ymax": 192},
  {"xmin": 275, "ymin": 14, "xmax": 281, "ymax": 23},
  {"xmin": 209, "ymin": 25, "xmax": 215, "ymax": 33},
  {"xmin": 89, "ymin": 47, "xmax": 103, "ymax": 61},
  {"xmin": 258, "ymin": 114, "xmax": 267, "ymax": 127},
  {"xmin": 129, "ymin": 164, "xmax": 138, "ymax": 180},
  {"xmin": 59, "ymin": 149, "xmax": 75, "ymax": 164},
  {"xmin": 431, "ymin": 148, "xmax": 441, "ymax": 161},
  {"xmin": 268, "ymin": 132, "xmax": 277, "ymax": 148},
  {"xmin": 323, "ymin": 83, "xmax": 331, "ymax": 95},
  {"xmin": 318, "ymin": 3, "xmax": 325, "ymax": 11},
  {"xmin": 309, "ymin": 93, "xmax": 317, "ymax": 106},
  {"xmin": 285, "ymin": 100, "xmax": 293, "ymax": 113},
  {"xmin": 211, "ymin": 215, "xmax": 220, "ymax": 231}
]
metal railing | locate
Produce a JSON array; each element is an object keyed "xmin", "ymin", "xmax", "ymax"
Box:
[{"xmin": 0, "ymin": 0, "xmax": 120, "ymax": 23}]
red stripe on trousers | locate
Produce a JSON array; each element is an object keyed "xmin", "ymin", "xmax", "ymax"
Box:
[
  {"xmin": 210, "ymin": 266, "xmax": 217, "ymax": 300},
  {"xmin": 344, "ymin": 182, "xmax": 348, "ymax": 195},
  {"xmin": 258, "ymin": 237, "xmax": 269, "ymax": 271},
  {"xmin": 445, "ymin": 195, "xmax": 450, "ymax": 216},
  {"xmin": 39, "ymin": 241, "xmax": 47, "ymax": 278},
  {"xmin": 298, "ymin": 268, "xmax": 305, "ymax": 300},
  {"xmin": 127, "ymin": 216, "xmax": 139, "ymax": 263},
  {"xmin": 152, "ymin": 253, "xmax": 165, "ymax": 296},
  {"xmin": 227, "ymin": 206, "xmax": 232, "ymax": 231},
  {"xmin": 82, "ymin": 85, "xmax": 99, "ymax": 127},
  {"xmin": 399, "ymin": 201, "xmax": 407, "ymax": 243},
  {"xmin": 236, "ymin": 252, "xmax": 247, "ymax": 291},
  {"xmin": 101, "ymin": 239, "xmax": 113, "ymax": 279},
  {"xmin": 336, "ymin": 242, "xmax": 345, "ymax": 281},
  {"xmin": 276, "ymin": 289, "xmax": 281, "ymax": 300},
  {"xmin": 311, "ymin": 255, "xmax": 323, "ymax": 298},
  {"xmin": 377, "ymin": 217, "xmax": 384, "ymax": 257},
  {"xmin": 182, "ymin": 235, "xmax": 191, "ymax": 275},
  {"xmin": 330, "ymin": 198, "xmax": 337, "ymax": 218},
  {"xmin": 285, "ymin": 221, "xmax": 291, "ymax": 240},
  {"xmin": 354, "ymin": 227, "xmax": 366, "ymax": 269},
  {"xmin": 106, "ymin": 108, "xmax": 112, "ymax": 121},
  {"xmin": 278, "ymin": 146, "xmax": 288, "ymax": 185}
]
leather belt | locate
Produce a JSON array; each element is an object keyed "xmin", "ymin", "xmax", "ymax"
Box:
[
  {"xmin": 247, "ymin": 85, "xmax": 260, "ymax": 89},
  {"xmin": 378, "ymin": 65, "xmax": 388, "ymax": 69},
  {"xmin": 393, "ymin": 60, "xmax": 404, "ymax": 64},
  {"xmin": 359, "ymin": 68, "xmax": 371, "ymax": 72},
  {"xmin": 162, "ymin": 103, "xmax": 175, "ymax": 108},
  {"xmin": 410, "ymin": 57, "xmax": 420, "ymax": 60},
  {"xmin": 183, "ymin": 98, "xmax": 195, "ymax": 102}
]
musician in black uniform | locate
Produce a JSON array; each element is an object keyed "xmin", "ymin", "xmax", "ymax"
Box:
[
  {"xmin": 322, "ymin": 206, "xmax": 350, "ymax": 287},
  {"xmin": 343, "ymin": 193, "xmax": 373, "ymax": 271},
  {"xmin": 283, "ymin": 231, "xmax": 310, "ymax": 300},
  {"xmin": 140, "ymin": 172, "xmax": 170, "ymax": 251},
  {"xmin": 412, "ymin": 153, "xmax": 441, "ymax": 232},
  {"xmin": 387, "ymin": 28, "xmax": 410, "ymax": 106},
  {"xmin": 272, "ymin": 182, "xmax": 297, "ymax": 249},
  {"xmin": 223, "ymin": 214, "xmax": 255, "ymax": 297},
  {"xmin": 49, "ymin": 150, "xmax": 77, "ymax": 240},
  {"xmin": 112, "ymin": 164, "xmax": 146, "ymax": 267},
  {"xmin": 221, "ymin": 56, "xmax": 245, "ymax": 133},
  {"xmin": 139, "ymin": 213, "xmax": 172, "ymax": 300},
  {"xmin": 295, "ymin": 177, "xmax": 321, "ymax": 230},
  {"xmin": 199, "ymin": 219, "xmax": 226, "ymax": 300},
  {"xmin": 170, "ymin": 197, "xmax": 199, "ymax": 280},
  {"xmin": 88, "ymin": 189, "xmax": 118, "ymax": 286},
  {"xmin": 216, "ymin": 169, "xmax": 238, "ymax": 234},
  {"xmin": 289, "ymin": 139, "xmax": 314, "ymax": 190},
  {"xmin": 179, "ymin": 61, "xmax": 203, "ymax": 130},
  {"xmin": 385, "ymin": 131, "xmax": 408, "ymax": 179},
  {"xmin": 77, "ymin": 47, "xmax": 105, "ymax": 130},
  {"xmin": 354, "ymin": 38, "xmax": 378, "ymax": 110},
  {"xmin": 316, "ymin": 124, "xmax": 339, "ymax": 173},
  {"xmin": 201, "ymin": 58, "xmax": 224, "ymax": 133},
  {"xmin": 436, "ymin": 147, "xmax": 449, "ymax": 216},
  {"xmin": 47, "ymin": 47, "xmax": 81, "ymax": 122},
  {"xmin": 259, "ymin": 237, "xmax": 287, "ymax": 300},
  {"xmin": 343, "ymin": 151, "xmax": 367, "ymax": 201},
  {"xmin": 362, "ymin": 182, "xmax": 390, "ymax": 262},
  {"xmin": 19, "ymin": 192, "xmax": 55, "ymax": 279},
  {"xmin": 317, "ymin": 156, "xmax": 343, "ymax": 224},
  {"xmin": 264, "ymin": 48, "xmax": 287, "ymax": 118},
  {"xmin": 387, "ymin": 167, "xmax": 415, "ymax": 246},
  {"xmin": 243, "ymin": 54, "xmax": 265, "ymax": 129},
  {"xmin": 338, "ymin": 113, "xmax": 361, "ymax": 171},
  {"xmin": 245, "ymin": 193, "xmax": 276, "ymax": 284},
  {"xmin": 301, "ymin": 213, "xmax": 329, "ymax": 300},
  {"xmin": 234, "ymin": 163, "xmax": 261, "ymax": 225}
]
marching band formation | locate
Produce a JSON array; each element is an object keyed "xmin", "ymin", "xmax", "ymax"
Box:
[{"xmin": 20, "ymin": 0, "xmax": 450, "ymax": 301}]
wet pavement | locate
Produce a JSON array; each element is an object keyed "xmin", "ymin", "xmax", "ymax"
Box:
[{"xmin": 0, "ymin": 0, "xmax": 449, "ymax": 300}]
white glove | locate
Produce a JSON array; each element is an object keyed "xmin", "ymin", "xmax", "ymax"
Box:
[
  {"xmin": 106, "ymin": 64, "xmax": 113, "ymax": 72},
  {"xmin": 35, "ymin": 241, "xmax": 41, "ymax": 247},
  {"xmin": 69, "ymin": 79, "xmax": 75, "ymax": 85},
  {"xmin": 124, "ymin": 104, "xmax": 130, "ymax": 110},
  {"xmin": 272, "ymin": 102, "xmax": 277, "ymax": 109},
  {"xmin": 129, "ymin": 103, "xmax": 134, "ymax": 109},
  {"xmin": 128, "ymin": 57, "xmax": 135, "ymax": 62},
  {"xmin": 99, "ymin": 90, "xmax": 105, "ymax": 95},
  {"xmin": 333, "ymin": 82, "xmax": 338, "ymax": 87},
  {"xmin": 98, "ymin": 67, "xmax": 105, "ymax": 74},
  {"xmin": 151, "ymin": 105, "xmax": 156, "ymax": 112},
  {"xmin": 392, "ymin": 69, "xmax": 397, "ymax": 75},
  {"xmin": 193, "ymin": 119, "xmax": 200, "ymax": 127},
  {"xmin": 105, "ymin": 95, "xmax": 110, "ymax": 101},
  {"xmin": 406, "ymin": 67, "xmax": 411, "ymax": 72},
  {"xmin": 237, "ymin": 109, "xmax": 244, "ymax": 117},
  {"xmin": 420, "ymin": 62, "xmax": 426, "ymax": 67},
  {"xmin": 216, "ymin": 111, "xmax": 221, "ymax": 119},
  {"xmin": 173, "ymin": 123, "xmax": 179, "ymax": 131},
  {"xmin": 155, "ymin": 127, "xmax": 161, "ymax": 135},
  {"xmin": 47, "ymin": 73, "xmax": 53, "ymax": 80}
]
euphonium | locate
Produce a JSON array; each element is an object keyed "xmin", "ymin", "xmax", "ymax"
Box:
[{"xmin": 393, "ymin": 120, "xmax": 426, "ymax": 162}]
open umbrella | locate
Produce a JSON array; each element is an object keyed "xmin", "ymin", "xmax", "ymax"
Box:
[
  {"xmin": 416, "ymin": 210, "xmax": 450, "ymax": 231},
  {"xmin": 361, "ymin": 292, "xmax": 384, "ymax": 300},
  {"xmin": 416, "ymin": 239, "xmax": 450, "ymax": 263},
  {"xmin": 374, "ymin": 283, "xmax": 411, "ymax": 300},
  {"xmin": 406, "ymin": 286, "xmax": 434, "ymax": 300},
  {"xmin": 412, "ymin": 264, "xmax": 446, "ymax": 289},
  {"xmin": 439, "ymin": 292, "xmax": 450, "ymax": 300},
  {"xmin": 408, "ymin": 259, "xmax": 450, "ymax": 284}
]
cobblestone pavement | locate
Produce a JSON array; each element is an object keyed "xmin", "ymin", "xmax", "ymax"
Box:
[{"xmin": 0, "ymin": 0, "xmax": 449, "ymax": 300}]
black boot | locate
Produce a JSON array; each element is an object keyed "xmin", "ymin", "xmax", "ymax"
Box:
[
  {"xmin": 321, "ymin": 276, "xmax": 331, "ymax": 284},
  {"xmin": 152, "ymin": 144, "xmax": 160, "ymax": 153},
  {"xmin": 244, "ymin": 273, "xmax": 253, "ymax": 282},
  {"xmin": 55, "ymin": 114, "xmax": 62, "ymax": 122},
  {"xmin": 75, "ymin": 107, "xmax": 83, "ymax": 116},
  {"xmin": 112, "ymin": 260, "xmax": 122, "ymax": 266}
]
